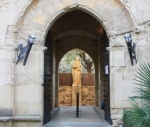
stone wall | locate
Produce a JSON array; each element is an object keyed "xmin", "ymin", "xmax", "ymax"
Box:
[
  {"xmin": 82, "ymin": 86, "xmax": 95, "ymax": 106},
  {"xmin": 0, "ymin": 0, "xmax": 150, "ymax": 127},
  {"xmin": 59, "ymin": 86, "xmax": 72, "ymax": 106},
  {"xmin": 58, "ymin": 73, "xmax": 95, "ymax": 106},
  {"xmin": 59, "ymin": 86, "xmax": 95, "ymax": 106}
]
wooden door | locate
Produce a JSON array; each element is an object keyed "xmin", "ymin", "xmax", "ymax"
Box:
[
  {"xmin": 43, "ymin": 50, "xmax": 52, "ymax": 124},
  {"xmin": 103, "ymin": 31, "xmax": 112, "ymax": 124}
]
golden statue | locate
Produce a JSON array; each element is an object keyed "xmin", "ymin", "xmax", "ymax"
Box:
[{"xmin": 72, "ymin": 57, "xmax": 82, "ymax": 86}]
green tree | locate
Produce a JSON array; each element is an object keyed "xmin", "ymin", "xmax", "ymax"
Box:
[
  {"xmin": 59, "ymin": 49, "xmax": 94, "ymax": 73},
  {"xmin": 79, "ymin": 52, "xmax": 94, "ymax": 73},
  {"xmin": 124, "ymin": 64, "xmax": 150, "ymax": 127}
]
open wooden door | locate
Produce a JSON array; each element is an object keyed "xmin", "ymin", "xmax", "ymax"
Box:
[
  {"xmin": 103, "ymin": 31, "xmax": 112, "ymax": 124},
  {"xmin": 43, "ymin": 38, "xmax": 53, "ymax": 124},
  {"xmin": 43, "ymin": 52, "xmax": 51, "ymax": 124}
]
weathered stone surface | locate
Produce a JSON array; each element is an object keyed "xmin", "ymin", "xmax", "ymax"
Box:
[
  {"xmin": 82, "ymin": 86, "xmax": 95, "ymax": 106},
  {"xmin": 72, "ymin": 86, "xmax": 82, "ymax": 106},
  {"xmin": 58, "ymin": 86, "xmax": 95, "ymax": 106},
  {"xmin": 0, "ymin": 83, "xmax": 13, "ymax": 119},
  {"xmin": 0, "ymin": 121, "xmax": 11, "ymax": 127},
  {"xmin": 0, "ymin": 0, "xmax": 150, "ymax": 127},
  {"xmin": 59, "ymin": 86, "xmax": 72, "ymax": 106},
  {"xmin": 12, "ymin": 122, "xmax": 41, "ymax": 127},
  {"xmin": 110, "ymin": 51, "xmax": 126, "ymax": 67},
  {"xmin": 124, "ymin": 0, "xmax": 150, "ymax": 25},
  {"xmin": 14, "ymin": 85, "xmax": 42, "ymax": 116}
]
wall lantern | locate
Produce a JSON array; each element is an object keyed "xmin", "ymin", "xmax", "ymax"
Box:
[
  {"xmin": 16, "ymin": 35, "xmax": 36, "ymax": 66},
  {"xmin": 124, "ymin": 33, "xmax": 137, "ymax": 66}
]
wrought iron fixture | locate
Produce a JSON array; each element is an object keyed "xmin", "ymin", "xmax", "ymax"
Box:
[
  {"xmin": 16, "ymin": 35, "xmax": 36, "ymax": 66},
  {"xmin": 124, "ymin": 33, "xmax": 137, "ymax": 66}
]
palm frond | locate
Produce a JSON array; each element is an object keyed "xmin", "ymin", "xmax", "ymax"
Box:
[{"xmin": 124, "ymin": 64, "xmax": 150, "ymax": 127}]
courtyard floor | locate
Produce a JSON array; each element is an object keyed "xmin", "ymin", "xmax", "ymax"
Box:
[{"xmin": 43, "ymin": 106, "xmax": 112, "ymax": 127}]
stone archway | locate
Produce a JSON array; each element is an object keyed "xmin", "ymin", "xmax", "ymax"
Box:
[
  {"xmin": 44, "ymin": 8, "xmax": 115, "ymax": 125},
  {"xmin": 11, "ymin": 1, "xmax": 135, "ymax": 127},
  {"xmin": 58, "ymin": 49, "xmax": 96, "ymax": 107},
  {"xmin": 15, "ymin": 0, "xmax": 135, "ymax": 44}
]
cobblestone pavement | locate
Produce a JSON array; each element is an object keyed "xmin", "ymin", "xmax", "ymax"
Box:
[{"xmin": 44, "ymin": 106, "xmax": 112, "ymax": 127}]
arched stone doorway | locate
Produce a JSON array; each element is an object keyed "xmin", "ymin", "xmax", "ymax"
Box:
[
  {"xmin": 44, "ymin": 9, "xmax": 111, "ymax": 124},
  {"xmin": 13, "ymin": 1, "xmax": 135, "ymax": 127},
  {"xmin": 58, "ymin": 49, "xmax": 96, "ymax": 107}
]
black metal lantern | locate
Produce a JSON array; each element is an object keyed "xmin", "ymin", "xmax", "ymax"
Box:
[
  {"xmin": 16, "ymin": 35, "xmax": 36, "ymax": 66},
  {"xmin": 23, "ymin": 35, "xmax": 36, "ymax": 65},
  {"xmin": 124, "ymin": 33, "xmax": 137, "ymax": 66}
]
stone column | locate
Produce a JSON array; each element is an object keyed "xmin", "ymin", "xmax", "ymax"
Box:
[
  {"xmin": 14, "ymin": 45, "xmax": 45, "ymax": 125},
  {"xmin": 108, "ymin": 44, "xmax": 126, "ymax": 127}
]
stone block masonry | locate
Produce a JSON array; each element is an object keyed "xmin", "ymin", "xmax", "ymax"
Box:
[
  {"xmin": 0, "ymin": 0, "xmax": 150, "ymax": 127},
  {"xmin": 59, "ymin": 86, "xmax": 95, "ymax": 106}
]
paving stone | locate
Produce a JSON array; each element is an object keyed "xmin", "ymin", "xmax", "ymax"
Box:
[{"xmin": 44, "ymin": 106, "xmax": 112, "ymax": 127}]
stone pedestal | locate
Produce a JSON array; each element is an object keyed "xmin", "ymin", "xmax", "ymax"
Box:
[{"xmin": 72, "ymin": 85, "xmax": 82, "ymax": 106}]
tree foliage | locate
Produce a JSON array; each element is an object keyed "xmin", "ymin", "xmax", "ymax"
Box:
[
  {"xmin": 59, "ymin": 49, "xmax": 95, "ymax": 73},
  {"xmin": 79, "ymin": 52, "xmax": 94, "ymax": 73}
]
